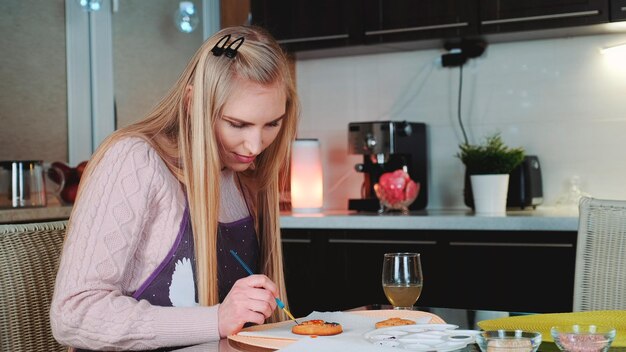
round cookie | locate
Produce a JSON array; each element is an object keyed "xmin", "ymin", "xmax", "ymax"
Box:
[
  {"xmin": 375, "ymin": 317, "xmax": 416, "ymax": 329},
  {"xmin": 292, "ymin": 319, "xmax": 343, "ymax": 336}
]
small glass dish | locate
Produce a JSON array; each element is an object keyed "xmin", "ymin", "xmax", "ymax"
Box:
[
  {"xmin": 377, "ymin": 195, "xmax": 417, "ymax": 214},
  {"xmin": 551, "ymin": 325, "xmax": 616, "ymax": 352},
  {"xmin": 476, "ymin": 330, "xmax": 542, "ymax": 352},
  {"xmin": 374, "ymin": 183, "xmax": 419, "ymax": 214}
]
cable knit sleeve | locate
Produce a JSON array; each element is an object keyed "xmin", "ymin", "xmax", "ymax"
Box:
[{"xmin": 50, "ymin": 138, "xmax": 220, "ymax": 350}]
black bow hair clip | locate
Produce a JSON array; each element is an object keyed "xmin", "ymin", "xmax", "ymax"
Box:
[{"xmin": 211, "ymin": 34, "xmax": 245, "ymax": 59}]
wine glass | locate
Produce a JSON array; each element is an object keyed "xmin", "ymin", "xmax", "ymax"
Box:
[{"xmin": 382, "ymin": 253, "xmax": 423, "ymax": 310}]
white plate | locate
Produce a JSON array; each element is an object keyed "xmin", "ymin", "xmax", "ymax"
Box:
[
  {"xmin": 365, "ymin": 324, "xmax": 459, "ymax": 338},
  {"xmin": 363, "ymin": 324, "xmax": 479, "ymax": 351},
  {"xmin": 228, "ymin": 310, "xmax": 447, "ymax": 350}
]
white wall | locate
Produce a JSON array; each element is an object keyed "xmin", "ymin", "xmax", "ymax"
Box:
[
  {"xmin": 113, "ymin": 0, "xmax": 203, "ymax": 129},
  {"xmin": 0, "ymin": 0, "xmax": 67, "ymax": 162},
  {"xmin": 296, "ymin": 32, "xmax": 626, "ymax": 211}
]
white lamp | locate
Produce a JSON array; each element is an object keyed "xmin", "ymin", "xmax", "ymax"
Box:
[{"xmin": 290, "ymin": 139, "xmax": 323, "ymax": 213}]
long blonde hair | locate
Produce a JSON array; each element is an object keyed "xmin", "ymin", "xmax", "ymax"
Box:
[{"xmin": 75, "ymin": 26, "xmax": 298, "ymax": 322}]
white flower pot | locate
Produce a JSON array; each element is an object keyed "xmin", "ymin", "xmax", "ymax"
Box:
[{"xmin": 470, "ymin": 174, "xmax": 509, "ymax": 216}]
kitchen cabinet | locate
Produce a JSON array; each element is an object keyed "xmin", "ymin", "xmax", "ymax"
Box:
[
  {"xmin": 610, "ymin": 0, "xmax": 626, "ymax": 20},
  {"xmin": 281, "ymin": 233, "xmax": 326, "ymax": 317},
  {"xmin": 250, "ymin": 0, "xmax": 478, "ymax": 51},
  {"xmin": 362, "ymin": 0, "xmax": 479, "ymax": 45},
  {"xmin": 251, "ymin": 0, "xmax": 616, "ymax": 53},
  {"xmin": 442, "ymin": 230, "xmax": 576, "ymax": 313},
  {"xmin": 478, "ymin": 0, "xmax": 609, "ymax": 34},
  {"xmin": 323, "ymin": 231, "xmax": 446, "ymax": 310},
  {"xmin": 249, "ymin": 0, "xmax": 357, "ymax": 52},
  {"xmin": 282, "ymin": 228, "xmax": 576, "ymax": 316}
]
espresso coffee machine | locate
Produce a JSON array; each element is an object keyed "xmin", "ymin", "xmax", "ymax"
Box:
[{"xmin": 348, "ymin": 121, "xmax": 428, "ymax": 211}]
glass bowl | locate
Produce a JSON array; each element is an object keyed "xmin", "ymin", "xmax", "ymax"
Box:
[
  {"xmin": 476, "ymin": 330, "xmax": 542, "ymax": 352},
  {"xmin": 551, "ymin": 325, "xmax": 616, "ymax": 352},
  {"xmin": 374, "ymin": 183, "xmax": 419, "ymax": 214}
]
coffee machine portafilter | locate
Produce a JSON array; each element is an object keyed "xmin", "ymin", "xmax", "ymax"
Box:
[{"xmin": 348, "ymin": 121, "xmax": 428, "ymax": 212}]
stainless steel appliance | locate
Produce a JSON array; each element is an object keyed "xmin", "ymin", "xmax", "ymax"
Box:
[{"xmin": 348, "ymin": 121, "xmax": 428, "ymax": 211}]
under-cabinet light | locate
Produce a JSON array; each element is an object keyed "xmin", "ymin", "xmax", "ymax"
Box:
[{"xmin": 600, "ymin": 42, "xmax": 626, "ymax": 55}]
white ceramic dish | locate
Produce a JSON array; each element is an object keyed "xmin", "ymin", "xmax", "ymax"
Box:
[
  {"xmin": 363, "ymin": 323, "xmax": 480, "ymax": 351},
  {"xmin": 229, "ymin": 310, "xmax": 446, "ymax": 350}
]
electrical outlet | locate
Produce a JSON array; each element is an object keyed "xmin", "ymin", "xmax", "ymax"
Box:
[{"xmin": 441, "ymin": 39, "xmax": 487, "ymax": 67}]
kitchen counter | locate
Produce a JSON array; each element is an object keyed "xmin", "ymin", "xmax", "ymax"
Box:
[
  {"xmin": 0, "ymin": 204, "xmax": 579, "ymax": 232},
  {"xmin": 0, "ymin": 205, "xmax": 73, "ymax": 224},
  {"xmin": 280, "ymin": 207, "xmax": 579, "ymax": 232}
]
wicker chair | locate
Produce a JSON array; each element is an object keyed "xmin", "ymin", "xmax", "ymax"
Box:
[
  {"xmin": 574, "ymin": 197, "xmax": 626, "ymax": 311},
  {"xmin": 0, "ymin": 220, "xmax": 67, "ymax": 351}
]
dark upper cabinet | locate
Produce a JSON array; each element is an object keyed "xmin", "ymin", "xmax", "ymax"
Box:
[
  {"xmin": 610, "ymin": 0, "xmax": 626, "ymax": 20},
  {"xmin": 251, "ymin": 1, "xmax": 617, "ymax": 53},
  {"xmin": 479, "ymin": 0, "xmax": 609, "ymax": 33},
  {"xmin": 249, "ymin": 0, "xmax": 358, "ymax": 52},
  {"xmin": 362, "ymin": 0, "xmax": 479, "ymax": 45}
]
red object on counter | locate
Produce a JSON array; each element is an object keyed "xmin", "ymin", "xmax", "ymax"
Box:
[
  {"xmin": 374, "ymin": 169, "xmax": 420, "ymax": 211},
  {"xmin": 49, "ymin": 160, "xmax": 89, "ymax": 204}
]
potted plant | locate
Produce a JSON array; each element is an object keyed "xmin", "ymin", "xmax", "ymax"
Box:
[{"xmin": 457, "ymin": 133, "xmax": 525, "ymax": 215}]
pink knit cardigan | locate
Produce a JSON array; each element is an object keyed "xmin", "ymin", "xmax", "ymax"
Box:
[{"xmin": 50, "ymin": 138, "xmax": 220, "ymax": 350}]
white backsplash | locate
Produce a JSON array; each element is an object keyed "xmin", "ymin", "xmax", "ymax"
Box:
[{"xmin": 296, "ymin": 32, "xmax": 626, "ymax": 211}]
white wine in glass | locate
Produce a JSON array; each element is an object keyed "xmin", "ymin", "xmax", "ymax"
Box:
[{"xmin": 382, "ymin": 253, "xmax": 423, "ymax": 310}]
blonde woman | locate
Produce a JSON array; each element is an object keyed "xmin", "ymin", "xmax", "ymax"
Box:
[{"xmin": 50, "ymin": 25, "xmax": 299, "ymax": 351}]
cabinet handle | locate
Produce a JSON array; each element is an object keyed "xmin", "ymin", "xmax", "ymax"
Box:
[
  {"xmin": 365, "ymin": 22, "xmax": 468, "ymax": 36},
  {"xmin": 481, "ymin": 10, "xmax": 599, "ymax": 25},
  {"xmin": 282, "ymin": 238, "xmax": 312, "ymax": 244},
  {"xmin": 449, "ymin": 241, "xmax": 573, "ymax": 248},
  {"xmin": 328, "ymin": 239, "xmax": 437, "ymax": 245},
  {"xmin": 277, "ymin": 34, "xmax": 349, "ymax": 44}
]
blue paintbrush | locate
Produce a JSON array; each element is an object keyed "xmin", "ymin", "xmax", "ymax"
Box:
[{"xmin": 229, "ymin": 250, "xmax": 299, "ymax": 324}]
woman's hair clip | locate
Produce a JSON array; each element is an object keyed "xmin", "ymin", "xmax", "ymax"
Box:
[
  {"xmin": 211, "ymin": 34, "xmax": 231, "ymax": 57},
  {"xmin": 211, "ymin": 34, "xmax": 245, "ymax": 59},
  {"xmin": 224, "ymin": 37, "xmax": 245, "ymax": 58}
]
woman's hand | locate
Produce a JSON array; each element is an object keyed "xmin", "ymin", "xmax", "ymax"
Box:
[{"xmin": 218, "ymin": 274, "xmax": 279, "ymax": 337}]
